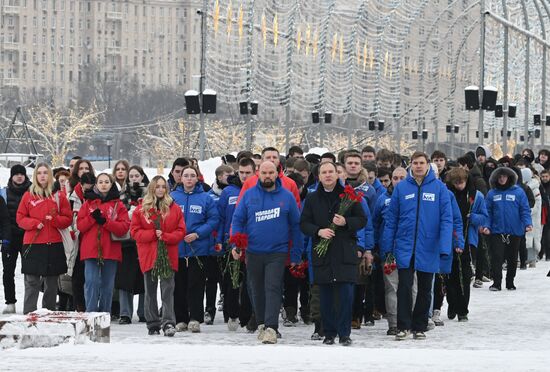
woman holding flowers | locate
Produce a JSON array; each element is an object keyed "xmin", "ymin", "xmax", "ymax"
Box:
[
  {"xmin": 17, "ymin": 163, "xmax": 72, "ymax": 314},
  {"xmin": 170, "ymin": 165, "xmax": 219, "ymax": 333},
  {"xmin": 300, "ymin": 161, "xmax": 366, "ymax": 346},
  {"xmin": 77, "ymin": 173, "xmax": 130, "ymax": 313},
  {"xmin": 131, "ymin": 176, "xmax": 186, "ymax": 336}
]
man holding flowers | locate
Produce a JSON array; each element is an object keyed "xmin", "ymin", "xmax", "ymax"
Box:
[
  {"xmin": 300, "ymin": 162, "xmax": 367, "ymax": 346},
  {"xmin": 231, "ymin": 161, "xmax": 302, "ymax": 344}
]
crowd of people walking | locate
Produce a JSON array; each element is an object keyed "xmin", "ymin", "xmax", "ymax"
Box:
[{"xmin": 0, "ymin": 143, "xmax": 547, "ymax": 345}]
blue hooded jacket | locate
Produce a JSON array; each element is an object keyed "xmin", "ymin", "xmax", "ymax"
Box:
[
  {"xmin": 485, "ymin": 167, "xmax": 532, "ymax": 236},
  {"xmin": 353, "ymin": 181, "xmax": 378, "ymax": 213},
  {"xmin": 465, "ymin": 190, "xmax": 488, "ymax": 248},
  {"xmin": 171, "ymin": 183, "xmax": 220, "ymax": 257},
  {"xmin": 440, "ymin": 191, "xmax": 464, "ymax": 274},
  {"xmin": 372, "ymin": 178, "xmax": 386, "ymax": 198},
  {"xmin": 357, "ymin": 199, "xmax": 375, "ymax": 251},
  {"xmin": 373, "ymin": 190, "xmax": 393, "ymax": 257},
  {"xmin": 231, "ymin": 178, "xmax": 302, "ymax": 263},
  {"xmin": 216, "ymin": 182, "xmax": 241, "ymax": 247},
  {"xmin": 381, "ymin": 168, "xmax": 453, "ymax": 273}
]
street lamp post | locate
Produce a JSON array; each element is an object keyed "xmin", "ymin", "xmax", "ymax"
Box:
[{"xmin": 106, "ymin": 140, "xmax": 112, "ymax": 168}]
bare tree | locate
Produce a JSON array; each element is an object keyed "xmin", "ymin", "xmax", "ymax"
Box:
[{"xmin": 25, "ymin": 103, "xmax": 103, "ymax": 166}]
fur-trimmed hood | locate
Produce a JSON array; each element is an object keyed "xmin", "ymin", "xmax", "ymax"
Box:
[{"xmin": 489, "ymin": 167, "xmax": 517, "ymax": 190}]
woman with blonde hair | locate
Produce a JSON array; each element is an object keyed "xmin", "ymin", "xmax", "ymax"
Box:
[
  {"xmin": 131, "ymin": 176, "xmax": 186, "ymax": 336},
  {"xmin": 77, "ymin": 173, "xmax": 130, "ymax": 313},
  {"xmin": 16, "ymin": 163, "xmax": 72, "ymax": 314}
]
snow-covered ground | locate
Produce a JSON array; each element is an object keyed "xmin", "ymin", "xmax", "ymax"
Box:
[{"xmin": 1, "ymin": 260, "xmax": 550, "ymax": 371}]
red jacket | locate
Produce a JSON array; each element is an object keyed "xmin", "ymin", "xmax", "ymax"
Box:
[
  {"xmin": 16, "ymin": 191, "xmax": 72, "ymax": 245},
  {"xmin": 77, "ymin": 198, "xmax": 130, "ymax": 262},
  {"xmin": 131, "ymin": 202, "xmax": 186, "ymax": 273},
  {"xmin": 238, "ymin": 169, "xmax": 301, "ymax": 207}
]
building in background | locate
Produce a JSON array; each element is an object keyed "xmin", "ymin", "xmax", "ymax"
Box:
[{"xmin": 0, "ymin": 0, "xmax": 202, "ymax": 104}]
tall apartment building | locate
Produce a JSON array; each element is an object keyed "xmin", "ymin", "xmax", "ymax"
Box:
[{"xmin": 0, "ymin": 0, "xmax": 202, "ymax": 105}]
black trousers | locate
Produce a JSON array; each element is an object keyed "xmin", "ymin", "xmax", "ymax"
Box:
[
  {"xmin": 490, "ymin": 234, "xmax": 520, "ymax": 287},
  {"xmin": 2, "ymin": 234, "xmax": 22, "ymax": 305},
  {"xmin": 472, "ymin": 234, "xmax": 490, "ymax": 280},
  {"xmin": 71, "ymin": 250, "xmax": 86, "ymax": 312},
  {"xmin": 373, "ymin": 264, "xmax": 386, "ymax": 315},
  {"xmin": 397, "ymin": 266, "xmax": 433, "ymax": 332},
  {"xmin": 222, "ymin": 260, "xmax": 252, "ymax": 325},
  {"xmin": 283, "ymin": 268, "xmax": 310, "ymax": 317},
  {"xmin": 433, "ymin": 274, "xmax": 445, "ymax": 311},
  {"xmin": 352, "ymin": 278, "xmax": 374, "ymax": 322},
  {"xmin": 446, "ymin": 247, "xmax": 472, "ymax": 316},
  {"xmin": 174, "ymin": 257, "xmax": 206, "ymax": 324},
  {"xmin": 541, "ymin": 224, "xmax": 550, "ymax": 259},
  {"xmin": 2, "ymin": 250, "xmax": 19, "ymax": 305},
  {"xmin": 205, "ymin": 256, "xmax": 223, "ymax": 319}
]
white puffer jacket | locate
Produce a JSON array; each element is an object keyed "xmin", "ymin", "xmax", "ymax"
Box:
[{"xmin": 522, "ymin": 168, "xmax": 542, "ymax": 253}]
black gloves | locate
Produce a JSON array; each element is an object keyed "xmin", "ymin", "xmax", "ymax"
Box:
[
  {"xmin": 132, "ymin": 182, "xmax": 141, "ymax": 191},
  {"xmin": 92, "ymin": 209, "xmax": 107, "ymax": 225}
]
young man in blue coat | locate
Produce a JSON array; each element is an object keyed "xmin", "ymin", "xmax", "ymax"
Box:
[
  {"xmin": 483, "ymin": 167, "xmax": 533, "ymax": 291},
  {"xmin": 216, "ymin": 158, "xmax": 256, "ymax": 331},
  {"xmin": 344, "ymin": 152, "xmax": 378, "ymax": 212},
  {"xmin": 231, "ymin": 161, "xmax": 302, "ymax": 344},
  {"xmin": 443, "ymin": 167, "xmax": 488, "ymax": 322},
  {"xmin": 382, "ymin": 151, "xmax": 453, "ymax": 340},
  {"xmin": 373, "ymin": 166, "xmax": 409, "ymax": 336}
]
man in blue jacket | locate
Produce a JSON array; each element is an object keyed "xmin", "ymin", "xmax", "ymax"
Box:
[
  {"xmin": 483, "ymin": 167, "xmax": 532, "ymax": 291},
  {"xmin": 231, "ymin": 161, "xmax": 302, "ymax": 344},
  {"xmin": 382, "ymin": 151, "xmax": 453, "ymax": 340},
  {"xmin": 216, "ymin": 157, "xmax": 255, "ymax": 330},
  {"xmin": 373, "ymin": 166, "xmax": 408, "ymax": 335}
]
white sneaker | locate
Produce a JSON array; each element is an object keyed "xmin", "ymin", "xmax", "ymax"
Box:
[
  {"xmin": 481, "ymin": 276, "xmax": 491, "ymax": 283},
  {"xmin": 2, "ymin": 303, "xmax": 15, "ymax": 314},
  {"xmin": 228, "ymin": 318, "xmax": 239, "ymax": 332},
  {"xmin": 188, "ymin": 320, "xmax": 201, "ymax": 333},
  {"xmin": 262, "ymin": 327, "xmax": 277, "ymax": 344},
  {"xmin": 257, "ymin": 324, "xmax": 265, "ymax": 341},
  {"xmin": 204, "ymin": 312, "xmax": 213, "ymax": 325},
  {"xmin": 175, "ymin": 322, "xmax": 188, "ymax": 332},
  {"xmin": 395, "ymin": 330, "xmax": 410, "ymax": 341},
  {"xmin": 432, "ymin": 310, "xmax": 444, "ymax": 326},
  {"xmin": 427, "ymin": 318, "xmax": 435, "ymax": 331}
]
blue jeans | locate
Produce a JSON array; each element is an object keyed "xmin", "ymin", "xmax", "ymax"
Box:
[
  {"xmin": 319, "ymin": 282, "xmax": 354, "ymax": 338},
  {"xmin": 119, "ymin": 290, "xmax": 145, "ymax": 319},
  {"xmin": 84, "ymin": 259, "xmax": 118, "ymax": 313}
]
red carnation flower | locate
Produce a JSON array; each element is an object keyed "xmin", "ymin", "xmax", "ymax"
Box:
[{"xmin": 230, "ymin": 232, "xmax": 249, "ymax": 250}]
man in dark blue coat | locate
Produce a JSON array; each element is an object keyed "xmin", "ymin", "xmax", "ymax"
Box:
[{"xmin": 382, "ymin": 152, "xmax": 453, "ymax": 340}]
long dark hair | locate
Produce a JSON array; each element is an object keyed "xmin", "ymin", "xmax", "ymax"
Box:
[{"xmin": 69, "ymin": 159, "xmax": 95, "ymax": 189}]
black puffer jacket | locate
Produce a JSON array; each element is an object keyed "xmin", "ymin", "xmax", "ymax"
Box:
[
  {"xmin": 470, "ymin": 164, "xmax": 488, "ymax": 195},
  {"xmin": 0, "ymin": 197, "xmax": 11, "ymax": 242},
  {"xmin": 6, "ymin": 177, "xmax": 32, "ymax": 240},
  {"xmin": 300, "ymin": 182, "xmax": 367, "ymax": 284}
]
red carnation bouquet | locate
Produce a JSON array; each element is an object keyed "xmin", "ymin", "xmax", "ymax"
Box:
[
  {"xmin": 289, "ymin": 261, "xmax": 309, "ymax": 279},
  {"xmin": 314, "ymin": 185, "xmax": 364, "ymax": 257},
  {"xmin": 383, "ymin": 252, "xmax": 397, "ymax": 275},
  {"xmin": 149, "ymin": 209, "xmax": 172, "ymax": 280},
  {"xmin": 227, "ymin": 232, "xmax": 249, "ymax": 289}
]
